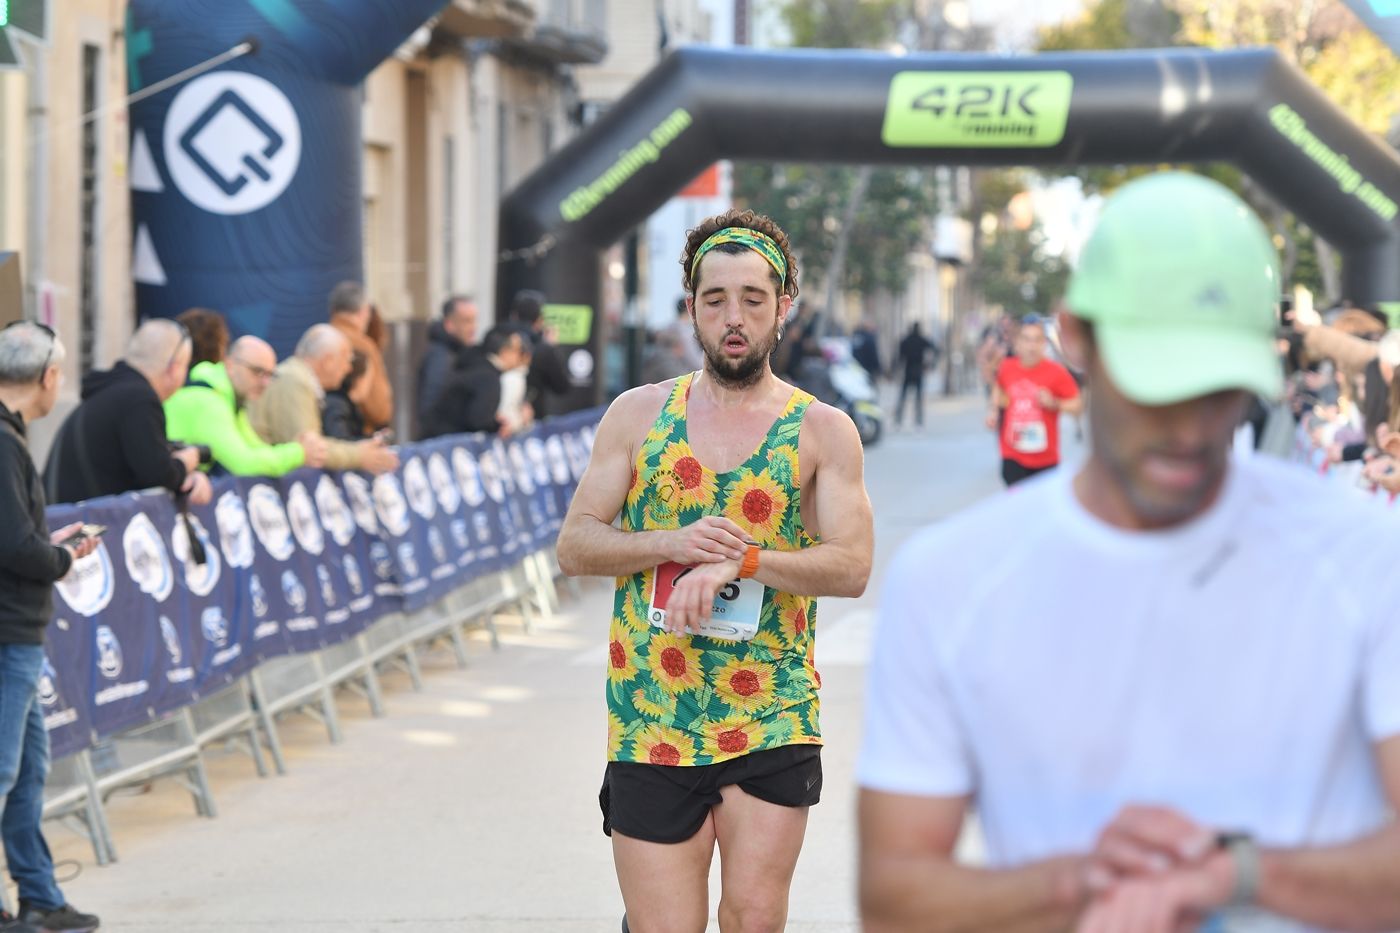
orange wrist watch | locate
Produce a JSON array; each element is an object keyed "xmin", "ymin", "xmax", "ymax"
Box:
[{"xmin": 738, "ymin": 543, "xmax": 761, "ymax": 579}]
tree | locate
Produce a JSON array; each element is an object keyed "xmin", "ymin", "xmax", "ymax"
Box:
[{"xmin": 969, "ymin": 218, "xmax": 1071, "ymax": 320}]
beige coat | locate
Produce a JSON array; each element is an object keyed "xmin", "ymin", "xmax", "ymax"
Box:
[{"xmin": 248, "ymin": 357, "xmax": 363, "ymax": 471}]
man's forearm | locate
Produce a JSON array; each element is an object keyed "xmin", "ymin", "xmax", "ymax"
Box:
[
  {"xmin": 556, "ymin": 515, "xmax": 673, "ymax": 578},
  {"xmin": 1256, "ymin": 827, "xmax": 1400, "ymax": 931},
  {"xmin": 862, "ymin": 853, "xmax": 1082, "ymax": 933},
  {"xmin": 750, "ymin": 541, "xmax": 869, "ymax": 598}
]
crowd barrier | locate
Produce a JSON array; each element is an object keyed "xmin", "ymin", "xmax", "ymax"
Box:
[{"xmin": 15, "ymin": 410, "xmax": 601, "ymax": 893}]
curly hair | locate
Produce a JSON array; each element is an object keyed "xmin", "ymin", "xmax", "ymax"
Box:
[
  {"xmin": 680, "ymin": 208, "xmax": 799, "ymax": 302},
  {"xmin": 176, "ymin": 307, "xmax": 230, "ymax": 367}
]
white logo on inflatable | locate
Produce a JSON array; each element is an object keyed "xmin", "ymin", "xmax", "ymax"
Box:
[
  {"xmin": 526, "ymin": 438, "xmax": 551, "ymax": 488},
  {"xmin": 160, "ymin": 616, "xmax": 182, "ymax": 665},
  {"xmin": 247, "ymin": 485, "xmax": 296, "ymax": 561},
  {"xmin": 315, "ymin": 475, "xmax": 356, "ymax": 547},
  {"xmin": 341, "ymin": 473, "xmax": 379, "ymax": 535},
  {"xmin": 546, "ymin": 435, "xmax": 570, "ymax": 486},
  {"xmin": 403, "ymin": 458, "xmax": 436, "ymax": 520},
  {"xmin": 95, "ymin": 625, "xmax": 123, "ymax": 679},
  {"xmin": 215, "ymin": 490, "xmax": 256, "ymax": 568},
  {"xmin": 478, "ymin": 446, "xmax": 507, "ymax": 503},
  {"xmin": 509, "ymin": 443, "xmax": 535, "ymax": 494},
  {"xmin": 55, "ymin": 540, "xmax": 115, "ymax": 617},
  {"xmin": 453, "ymin": 448, "xmax": 485, "ymax": 507},
  {"xmin": 171, "ymin": 514, "xmax": 222, "ymax": 597},
  {"xmin": 429, "ymin": 453, "xmax": 460, "ymax": 514},
  {"xmin": 37, "ymin": 657, "xmax": 58, "ymax": 707},
  {"xmin": 124, "ymin": 512, "xmax": 173, "ymax": 603},
  {"xmin": 286, "ymin": 482, "xmax": 325, "ymax": 556},
  {"xmin": 164, "ymin": 71, "xmax": 302, "ymax": 216},
  {"xmin": 372, "ymin": 474, "xmax": 412, "ymax": 538}
]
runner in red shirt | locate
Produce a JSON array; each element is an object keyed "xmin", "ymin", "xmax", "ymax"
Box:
[{"xmin": 987, "ymin": 316, "xmax": 1083, "ymax": 486}]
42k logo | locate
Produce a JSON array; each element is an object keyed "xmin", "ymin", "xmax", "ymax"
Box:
[
  {"xmin": 912, "ymin": 83, "xmax": 1040, "ymax": 119},
  {"xmin": 882, "ymin": 71, "xmax": 1074, "ymax": 148}
]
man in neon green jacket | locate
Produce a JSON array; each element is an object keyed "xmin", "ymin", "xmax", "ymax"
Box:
[{"xmin": 165, "ymin": 336, "xmax": 327, "ymax": 476}]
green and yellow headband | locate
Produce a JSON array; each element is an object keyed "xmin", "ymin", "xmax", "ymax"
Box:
[{"xmin": 689, "ymin": 227, "xmax": 788, "ymax": 288}]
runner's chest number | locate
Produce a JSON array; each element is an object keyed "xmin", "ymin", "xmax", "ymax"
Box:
[{"xmin": 648, "ymin": 561, "xmax": 763, "ymax": 642}]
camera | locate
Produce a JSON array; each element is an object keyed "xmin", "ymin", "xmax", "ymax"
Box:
[{"xmin": 195, "ymin": 445, "xmax": 213, "ymax": 465}]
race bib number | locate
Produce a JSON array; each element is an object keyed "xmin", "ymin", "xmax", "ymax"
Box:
[
  {"xmin": 1009, "ymin": 418, "xmax": 1048, "ymax": 454},
  {"xmin": 648, "ymin": 561, "xmax": 764, "ymax": 642}
]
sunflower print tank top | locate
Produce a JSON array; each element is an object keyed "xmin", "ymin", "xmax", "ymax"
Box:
[{"xmin": 607, "ymin": 372, "xmax": 822, "ymax": 766}]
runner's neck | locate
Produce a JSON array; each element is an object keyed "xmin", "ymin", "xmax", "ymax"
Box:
[{"xmin": 691, "ymin": 368, "xmax": 786, "ymax": 412}]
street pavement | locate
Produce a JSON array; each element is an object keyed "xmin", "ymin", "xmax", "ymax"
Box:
[{"xmin": 45, "ymin": 393, "xmax": 1042, "ymax": 932}]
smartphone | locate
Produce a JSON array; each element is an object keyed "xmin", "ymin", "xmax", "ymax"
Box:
[
  {"xmin": 71, "ymin": 523, "xmax": 107, "ymax": 543},
  {"xmin": 373, "ymin": 428, "xmax": 395, "ymax": 444}
]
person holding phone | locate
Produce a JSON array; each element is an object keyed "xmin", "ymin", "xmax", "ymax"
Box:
[{"xmin": 0, "ymin": 321, "xmax": 102, "ymax": 932}]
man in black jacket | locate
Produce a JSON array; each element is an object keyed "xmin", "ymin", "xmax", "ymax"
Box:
[
  {"xmin": 421, "ymin": 325, "xmax": 529, "ymax": 439},
  {"xmin": 46, "ymin": 319, "xmax": 212, "ymax": 506},
  {"xmin": 416, "ymin": 295, "xmax": 479, "ymax": 432},
  {"xmin": 0, "ymin": 322, "xmax": 102, "ymax": 933},
  {"xmin": 510, "ymin": 290, "xmax": 572, "ymax": 418}
]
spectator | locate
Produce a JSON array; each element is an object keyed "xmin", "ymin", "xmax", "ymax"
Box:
[
  {"xmin": 175, "ymin": 307, "xmax": 229, "ymax": 367},
  {"xmin": 895, "ymin": 321, "xmax": 938, "ymax": 428},
  {"xmin": 45, "ymin": 319, "xmax": 212, "ymax": 507},
  {"xmin": 328, "ymin": 282, "xmax": 392, "ymax": 431},
  {"xmin": 665, "ymin": 296, "xmax": 704, "ymax": 374},
  {"xmin": 421, "ymin": 324, "xmax": 530, "ymax": 439},
  {"xmin": 417, "ymin": 295, "xmax": 480, "ymax": 427},
  {"xmin": 496, "ymin": 326, "xmax": 534, "ymax": 436},
  {"xmin": 0, "ymin": 321, "xmax": 102, "ymax": 933},
  {"xmin": 323, "ymin": 351, "xmax": 368, "ymax": 441},
  {"xmin": 509, "ymin": 289, "xmax": 571, "ymax": 418},
  {"xmin": 165, "ymin": 336, "xmax": 326, "ymax": 477},
  {"xmin": 851, "ymin": 319, "xmax": 883, "ymax": 381},
  {"xmin": 248, "ymin": 325, "xmax": 399, "ymax": 475}
]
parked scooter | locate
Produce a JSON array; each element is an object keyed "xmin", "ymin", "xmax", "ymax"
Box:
[{"xmin": 793, "ymin": 339, "xmax": 884, "ymax": 446}]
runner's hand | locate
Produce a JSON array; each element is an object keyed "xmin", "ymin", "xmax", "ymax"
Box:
[
  {"xmin": 666, "ymin": 558, "xmax": 743, "ymax": 636},
  {"xmin": 1075, "ymin": 866, "xmax": 1233, "ymax": 933},
  {"xmin": 1037, "ymin": 388, "xmax": 1058, "ymax": 410},
  {"xmin": 667, "ymin": 516, "xmax": 750, "ymax": 565},
  {"xmin": 985, "ymin": 410, "xmax": 999, "ymax": 430},
  {"xmin": 1086, "ymin": 805, "xmax": 1215, "ymax": 888}
]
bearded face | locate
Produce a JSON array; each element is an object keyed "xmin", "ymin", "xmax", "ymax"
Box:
[{"xmin": 689, "ymin": 250, "xmax": 790, "ymax": 389}]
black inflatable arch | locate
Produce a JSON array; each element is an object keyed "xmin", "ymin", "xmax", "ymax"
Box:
[{"xmin": 498, "ymin": 46, "xmax": 1400, "ymax": 407}]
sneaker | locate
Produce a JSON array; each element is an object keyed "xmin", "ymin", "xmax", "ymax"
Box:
[
  {"xmin": 0, "ymin": 910, "xmax": 40, "ymax": 933},
  {"xmin": 16, "ymin": 902, "xmax": 99, "ymax": 933}
]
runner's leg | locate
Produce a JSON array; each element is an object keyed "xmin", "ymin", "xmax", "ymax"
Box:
[
  {"xmin": 712, "ymin": 784, "xmax": 809, "ymax": 933},
  {"xmin": 612, "ymin": 815, "xmax": 716, "ymax": 933}
]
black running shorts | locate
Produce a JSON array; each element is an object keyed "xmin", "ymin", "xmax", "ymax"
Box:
[{"xmin": 600, "ymin": 744, "xmax": 822, "ymax": 844}]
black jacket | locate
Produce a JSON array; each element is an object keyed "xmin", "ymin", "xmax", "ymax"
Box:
[
  {"xmin": 46, "ymin": 361, "xmax": 186, "ymax": 504},
  {"xmin": 323, "ymin": 390, "xmax": 365, "ymax": 441},
  {"xmin": 417, "ymin": 322, "xmax": 474, "ymax": 425},
  {"xmin": 527, "ymin": 336, "xmax": 571, "ymax": 418},
  {"xmin": 898, "ymin": 333, "xmax": 939, "ymax": 380},
  {"xmin": 421, "ymin": 355, "xmax": 505, "ymax": 439},
  {"xmin": 0, "ymin": 402, "xmax": 72, "ymax": 645}
]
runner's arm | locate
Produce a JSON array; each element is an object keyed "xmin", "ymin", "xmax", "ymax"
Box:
[
  {"xmin": 746, "ymin": 405, "xmax": 872, "ymax": 598},
  {"xmin": 860, "ymin": 791, "xmax": 1085, "ymax": 933},
  {"xmin": 556, "ymin": 388, "xmax": 748, "ymax": 578}
]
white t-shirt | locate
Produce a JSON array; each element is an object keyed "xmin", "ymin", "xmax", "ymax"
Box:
[{"xmin": 859, "ymin": 456, "xmax": 1400, "ymax": 925}]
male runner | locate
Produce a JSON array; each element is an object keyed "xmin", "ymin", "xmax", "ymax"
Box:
[
  {"xmin": 558, "ymin": 208, "xmax": 874, "ymax": 933},
  {"xmin": 987, "ymin": 315, "xmax": 1082, "ymax": 486},
  {"xmin": 859, "ymin": 172, "xmax": 1400, "ymax": 932}
]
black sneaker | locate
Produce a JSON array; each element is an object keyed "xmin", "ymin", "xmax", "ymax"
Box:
[
  {"xmin": 0, "ymin": 910, "xmax": 40, "ymax": 933},
  {"xmin": 16, "ymin": 902, "xmax": 98, "ymax": 933}
]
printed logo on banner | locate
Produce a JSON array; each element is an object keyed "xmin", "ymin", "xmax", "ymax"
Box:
[
  {"xmin": 317, "ymin": 565, "xmax": 336, "ymax": 607},
  {"xmin": 429, "ymin": 453, "xmax": 461, "ymax": 514},
  {"xmin": 453, "ymin": 447, "xmax": 485, "ymax": 507},
  {"xmin": 397, "ymin": 543, "xmax": 419, "ymax": 581},
  {"xmin": 403, "ymin": 458, "xmax": 436, "ymax": 520},
  {"xmin": 202, "ymin": 608, "xmax": 230, "ymax": 647},
  {"xmin": 509, "ymin": 444, "xmax": 536, "ymax": 495},
  {"xmin": 478, "ymin": 447, "xmax": 507, "ymax": 503},
  {"xmin": 249, "ymin": 573, "xmax": 269, "ymax": 618},
  {"xmin": 526, "ymin": 438, "xmax": 551, "ymax": 488},
  {"xmin": 37, "ymin": 657, "xmax": 58, "ymax": 707},
  {"xmin": 171, "ymin": 514, "xmax": 222, "ymax": 597},
  {"xmin": 370, "ymin": 541, "xmax": 394, "ymax": 581},
  {"xmin": 286, "ymin": 482, "xmax": 325, "ymax": 556},
  {"xmin": 343, "ymin": 555, "xmax": 364, "ymax": 596},
  {"xmin": 372, "ymin": 474, "xmax": 412, "ymax": 537},
  {"xmin": 55, "ymin": 541, "xmax": 115, "ymax": 617},
  {"xmin": 160, "ymin": 616, "xmax": 182, "ymax": 666},
  {"xmin": 247, "ymin": 484, "xmax": 296, "ymax": 561},
  {"xmin": 282, "ymin": 570, "xmax": 308, "ymax": 615},
  {"xmin": 95, "ymin": 625, "xmax": 124, "ymax": 679},
  {"xmin": 315, "ymin": 475, "xmax": 356, "ymax": 546},
  {"xmin": 124, "ymin": 512, "xmax": 174, "ymax": 603},
  {"xmin": 342, "ymin": 473, "xmax": 380, "ymax": 535},
  {"xmin": 565, "ymin": 434, "xmax": 589, "ymax": 481},
  {"xmin": 546, "ymin": 436, "xmax": 571, "ymax": 486},
  {"xmin": 428, "ymin": 526, "xmax": 448, "ymax": 566},
  {"xmin": 582, "ymin": 425, "xmax": 598, "ymax": 453},
  {"xmin": 528, "ymin": 499, "xmax": 546, "ymax": 531},
  {"xmin": 473, "ymin": 511, "xmax": 493, "ymax": 545},
  {"xmin": 163, "ymin": 71, "xmax": 303, "ymax": 215},
  {"xmin": 215, "ymin": 490, "xmax": 256, "ymax": 568},
  {"xmin": 451, "ymin": 519, "xmax": 470, "ymax": 551}
]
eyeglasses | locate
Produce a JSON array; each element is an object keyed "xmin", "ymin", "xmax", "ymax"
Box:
[
  {"xmin": 2, "ymin": 319, "xmax": 57, "ymax": 384},
  {"xmin": 166, "ymin": 319, "xmax": 192, "ymax": 371},
  {"xmin": 230, "ymin": 356, "xmax": 277, "ymax": 381}
]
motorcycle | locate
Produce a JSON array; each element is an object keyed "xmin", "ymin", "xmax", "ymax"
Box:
[{"xmin": 795, "ymin": 339, "xmax": 884, "ymax": 446}]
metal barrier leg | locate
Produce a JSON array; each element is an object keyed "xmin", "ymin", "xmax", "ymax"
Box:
[
  {"xmin": 179, "ymin": 710, "xmax": 218, "ymax": 819},
  {"xmin": 249, "ymin": 672, "xmax": 289, "ymax": 776},
  {"xmin": 447, "ymin": 622, "xmax": 470, "ymax": 669},
  {"xmin": 357, "ymin": 634, "xmax": 387, "ymax": 717},
  {"xmin": 312, "ymin": 656, "xmax": 344, "ymax": 745},
  {"xmin": 74, "ymin": 751, "xmax": 116, "ymax": 865},
  {"xmin": 241, "ymin": 679, "xmax": 270, "ymax": 779},
  {"xmin": 527, "ymin": 552, "xmax": 558, "ymax": 618},
  {"xmin": 533, "ymin": 551, "xmax": 561, "ymax": 614},
  {"xmin": 399, "ymin": 644, "xmax": 425, "ymax": 692}
]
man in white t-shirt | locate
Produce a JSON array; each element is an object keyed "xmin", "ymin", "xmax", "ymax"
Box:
[{"xmin": 857, "ymin": 172, "xmax": 1400, "ymax": 933}]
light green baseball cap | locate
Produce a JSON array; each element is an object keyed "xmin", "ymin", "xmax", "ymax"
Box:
[{"xmin": 1065, "ymin": 172, "xmax": 1283, "ymax": 406}]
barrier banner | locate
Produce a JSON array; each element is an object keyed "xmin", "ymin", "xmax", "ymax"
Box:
[{"xmin": 40, "ymin": 414, "xmax": 602, "ymax": 753}]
